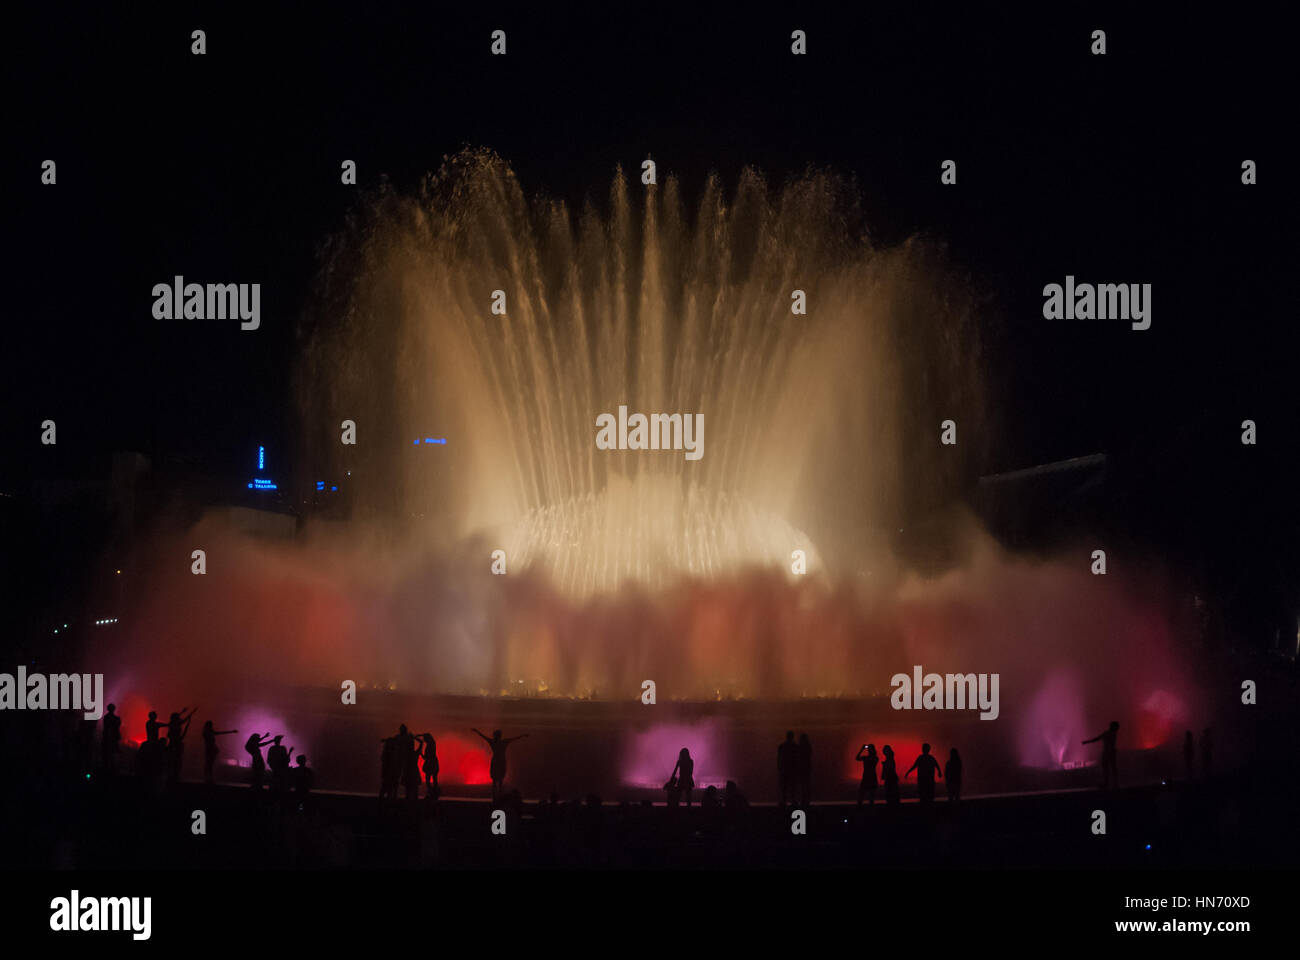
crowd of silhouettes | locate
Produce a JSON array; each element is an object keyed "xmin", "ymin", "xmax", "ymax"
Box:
[
  {"xmin": 82, "ymin": 703, "xmax": 314, "ymax": 809},
  {"xmin": 10, "ymin": 690, "xmax": 1274, "ymax": 875},
  {"xmin": 375, "ymin": 724, "xmax": 537, "ymax": 806},
  {"xmin": 134, "ymin": 706, "xmax": 194, "ymax": 791},
  {"xmin": 80, "ymin": 701, "xmax": 1223, "ymax": 816},
  {"xmin": 1081, "ymin": 720, "xmax": 1217, "ymax": 791},
  {"xmin": 378, "ymin": 724, "xmax": 450, "ymax": 802},
  {"xmin": 858, "ymin": 742, "xmax": 961, "ymax": 806},
  {"xmin": 237, "ymin": 729, "xmax": 314, "ymax": 803}
]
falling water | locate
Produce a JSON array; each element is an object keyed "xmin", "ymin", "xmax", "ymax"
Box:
[
  {"xmin": 103, "ymin": 152, "xmax": 1197, "ymax": 779},
  {"xmin": 55, "ymin": 148, "xmax": 1216, "ymax": 805},
  {"xmin": 299, "ymin": 149, "xmax": 985, "ymax": 596}
]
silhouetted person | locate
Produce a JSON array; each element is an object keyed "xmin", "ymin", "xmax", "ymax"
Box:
[
  {"xmin": 664, "ymin": 775, "xmax": 681, "ymax": 808},
  {"xmin": 1082, "ymin": 721, "xmax": 1120, "ymax": 789},
  {"xmin": 472, "ymin": 728, "xmax": 528, "ymax": 803},
  {"xmin": 144, "ymin": 710, "xmax": 163, "ymax": 743},
  {"xmin": 723, "ymin": 780, "xmax": 748, "ymax": 812},
  {"xmin": 137, "ymin": 733, "xmax": 165, "ymax": 785},
  {"xmin": 267, "ymin": 735, "xmax": 292, "ymax": 794},
  {"xmin": 906, "ymin": 743, "xmax": 942, "ymax": 803},
  {"xmin": 138, "ymin": 713, "xmax": 167, "ymax": 784},
  {"xmin": 396, "ymin": 725, "xmax": 421, "ymax": 802},
  {"xmin": 777, "ymin": 731, "xmax": 796, "ymax": 807},
  {"xmin": 201, "ymin": 721, "xmax": 238, "ymax": 783},
  {"xmin": 1183, "ymin": 730, "xmax": 1195, "ymax": 781},
  {"xmin": 292, "ymin": 755, "xmax": 313, "ymax": 807},
  {"xmin": 379, "ymin": 736, "xmax": 399, "ymax": 799},
  {"xmin": 165, "ymin": 708, "xmax": 195, "ymax": 785},
  {"xmin": 1200, "ymin": 727, "xmax": 1213, "ymax": 779},
  {"xmin": 670, "ymin": 747, "xmax": 695, "ymax": 807},
  {"xmin": 166, "ymin": 707, "xmax": 194, "ymax": 744},
  {"xmin": 856, "ymin": 743, "xmax": 879, "ymax": 807},
  {"xmin": 419, "ymin": 734, "xmax": 439, "ymax": 799},
  {"xmin": 881, "ymin": 745, "xmax": 899, "ymax": 805},
  {"xmin": 101, "ymin": 703, "xmax": 121, "ymax": 774},
  {"xmin": 244, "ymin": 732, "xmax": 275, "ymax": 791},
  {"xmin": 796, "ymin": 733, "xmax": 812, "ymax": 807},
  {"xmin": 945, "ymin": 748, "xmax": 963, "ymax": 802}
]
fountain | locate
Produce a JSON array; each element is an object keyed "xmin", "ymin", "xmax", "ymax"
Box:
[
  {"xmin": 298, "ymin": 148, "xmax": 986, "ymax": 597},
  {"xmin": 96, "ymin": 152, "xmax": 1199, "ymax": 795}
]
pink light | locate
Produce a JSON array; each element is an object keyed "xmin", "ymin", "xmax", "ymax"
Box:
[
  {"xmin": 1019, "ymin": 667, "xmax": 1086, "ymax": 769},
  {"xmin": 621, "ymin": 720, "xmax": 730, "ymax": 790},
  {"xmin": 227, "ymin": 708, "xmax": 304, "ymax": 767}
]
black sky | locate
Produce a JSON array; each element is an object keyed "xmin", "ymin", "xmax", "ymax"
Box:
[{"xmin": 6, "ymin": 4, "xmax": 1295, "ymax": 507}]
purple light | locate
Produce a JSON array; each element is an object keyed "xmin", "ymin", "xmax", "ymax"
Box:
[
  {"xmin": 620, "ymin": 719, "xmax": 731, "ymax": 790},
  {"xmin": 228, "ymin": 707, "xmax": 306, "ymax": 769},
  {"xmin": 1019, "ymin": 667, "xmax": 1086, "ymax": 769}
]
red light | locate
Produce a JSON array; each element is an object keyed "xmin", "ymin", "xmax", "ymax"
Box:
[
  {"xmin": 1135, "ymin": 689, "xmax": 1186, "ymax": 750},
  {"xmin": 429, "ymin": 733, "xmax": 492, "ymax": 785},
  {"xmin": 843, "ymin": 733, "xmax": 928, "ymax": 782}
]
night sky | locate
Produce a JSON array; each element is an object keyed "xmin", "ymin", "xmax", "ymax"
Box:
[{"xmin": 5, "ymin": 5, "xmax": 1296, "ymax": 615}]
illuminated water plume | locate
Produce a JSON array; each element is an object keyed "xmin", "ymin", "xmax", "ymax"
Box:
[{"xmin": 301, "ymin": 149, "xmax": 984, "ymax": 595}]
